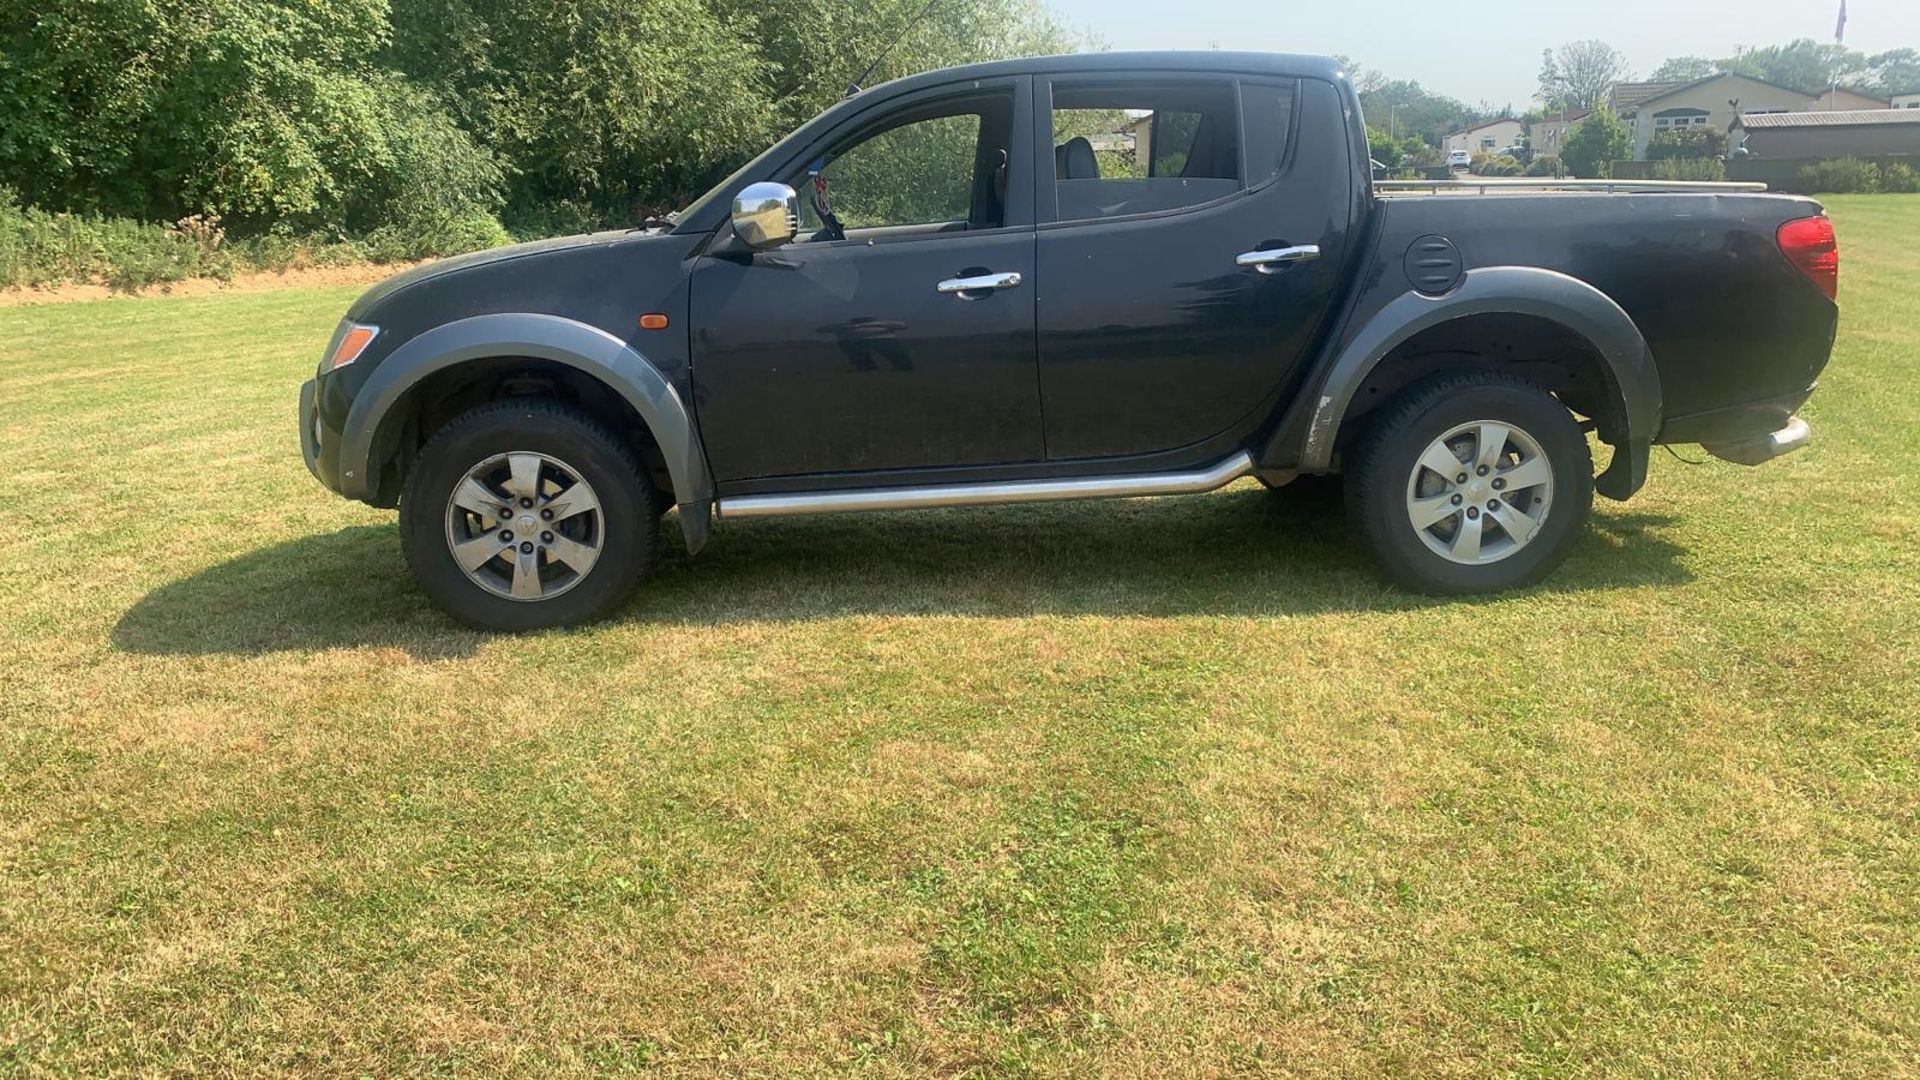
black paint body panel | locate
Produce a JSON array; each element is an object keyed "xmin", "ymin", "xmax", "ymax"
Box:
[
  {"xmin": 689, "ymin": 231, "xmax": 1044, "ymax": 480},
  {"xmin": 1033, "ymin": 76, "xmax": 1355, "ymax": 459},
  {"xmin": 314, "ymin": 230, "xmax": 702, "ymax": 437}
]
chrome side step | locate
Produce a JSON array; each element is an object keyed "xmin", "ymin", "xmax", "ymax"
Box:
[{"xmin": 716, "ymin": 451, "xmax": 1256, "ymax": 520}]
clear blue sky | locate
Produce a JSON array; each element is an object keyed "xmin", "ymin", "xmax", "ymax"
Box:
[{"xmin": 1044, "ymin": 0, "xmax": 1920, "ymax": 106}]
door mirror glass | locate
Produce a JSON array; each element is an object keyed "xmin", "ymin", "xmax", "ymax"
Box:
[{"xmin": 731, "ymin": 182, "xmax": 799, "ymax": 248}]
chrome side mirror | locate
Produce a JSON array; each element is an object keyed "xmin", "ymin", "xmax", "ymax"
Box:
[{"xmin": 731, "ymin": 182, "xmax": 800, "ymax": 248}]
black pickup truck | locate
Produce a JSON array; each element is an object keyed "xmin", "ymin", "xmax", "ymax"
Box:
[{"xmin": 300, "ymin": 52, "xmax": 1838, "ymax": 630}]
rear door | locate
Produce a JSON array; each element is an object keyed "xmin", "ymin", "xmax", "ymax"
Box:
[{"xmin": 1032, "ymin": 72, "xmax": 1355, "ymax": 460}]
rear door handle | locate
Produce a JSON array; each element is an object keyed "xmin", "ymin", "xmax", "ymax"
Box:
[
  {"xmin": 937, "ymin": 271, "xmax": 1022, "ymax": 295},
  {"xmin": 1236, "ymin": 245, "xmax": 1321, "ymax": 273}
]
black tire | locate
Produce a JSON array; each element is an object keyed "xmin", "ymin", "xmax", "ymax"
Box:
[
  {"xmin": 1345, "ymin": 372, "xmax": 1592, "ymax": 594},
  {"xmin": 400, "ymin": 399, "xmax": 657, "ymax": 630}
]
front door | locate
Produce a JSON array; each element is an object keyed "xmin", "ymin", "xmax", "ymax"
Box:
[
  {"xmin": 1033, "ymin": 72, "xmax": 1355, "ymax": 461},
  {"xmin": 690, "ymin": 79, "xmax": 1041, "ymax": 486}
]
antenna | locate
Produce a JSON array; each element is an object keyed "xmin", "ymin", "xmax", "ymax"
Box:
[{"xmin": 845, "ymin": 0, "xmax": 945, "ymax": 97}]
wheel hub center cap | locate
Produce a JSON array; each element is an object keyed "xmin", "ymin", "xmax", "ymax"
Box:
[{"xmin": 518, "ymin": 514, "xmax": 537, "ymax": 533}]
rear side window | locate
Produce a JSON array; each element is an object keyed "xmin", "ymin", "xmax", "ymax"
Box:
[{"xmin": 1050, "ymin": 81, "xmax": 1240, "ymax": 222}]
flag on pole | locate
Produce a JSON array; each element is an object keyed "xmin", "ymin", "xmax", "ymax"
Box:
[{"xmin": 1835, "ymin": 0, "xmax": 1847, "ymax": 44}]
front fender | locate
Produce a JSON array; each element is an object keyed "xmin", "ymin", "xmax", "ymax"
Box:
[
  {"xmin": 1277, "ymin": 266, "xmax": 1663, "ymax": 500},
  {"xmin": 338, "ymin": 313, "xmax": 715, "ymax": 551}
]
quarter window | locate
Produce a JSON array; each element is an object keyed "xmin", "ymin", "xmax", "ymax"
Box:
[{"xmin": 1239, "ymin": 82, "xmax": 1297, "ymax": 182}]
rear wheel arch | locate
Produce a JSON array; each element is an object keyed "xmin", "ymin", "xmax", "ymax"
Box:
[
  {"xmin": 1280, "ymin": 267, "xmax": 1660, "ymax": 500},
  {"xmin": 340, "ymin": 314, "xmax": 713, "ymax": 551}
]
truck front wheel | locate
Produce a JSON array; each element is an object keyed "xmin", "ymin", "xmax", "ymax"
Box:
[
  {"xmin": 399, "ymin": 400, "xmax": 657, "ymax": 630},
  {"xmin": 1346, "ymin": 373, "xmax": 1592, "ymax": 594}
]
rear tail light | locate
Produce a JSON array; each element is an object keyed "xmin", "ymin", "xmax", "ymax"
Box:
[{"xmin": 1777, "ymin": 215, "xmax": 1838, "ymax": 300}]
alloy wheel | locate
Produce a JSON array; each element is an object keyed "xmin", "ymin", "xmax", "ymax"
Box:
[
  {"xmin": 443, "ymin": 451, "xmax": 604, "ymax": 601},
  {"xmin": 1403, "ymin": 419, "xmax": 1555, "ymax": 565}
]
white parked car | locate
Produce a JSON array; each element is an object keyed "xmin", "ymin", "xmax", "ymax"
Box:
[{"xmin": 1447, "ymin": 149, "xmax": 1471, "ymax": 169}]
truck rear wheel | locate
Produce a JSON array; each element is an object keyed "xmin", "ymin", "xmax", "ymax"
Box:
[
  {"xmin": 400, "ymin": 400, "xmax": 657, "ymax": 630},
  {"xmin": 1346, "ymin": 372, "xmax": 1592, "ymax": 594}
]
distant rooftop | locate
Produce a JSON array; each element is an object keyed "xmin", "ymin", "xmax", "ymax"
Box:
[
  {"xmin": 1610, "ymin": 72, "xmax": 1888, "ymax": 113},
  {"xmin": 1737, "ymin": 109, "xmax": 1920, "ymax": 129},
  {"xmin": 1608, "ymin": 80, "xmax": 1693, "ymax": 110}
]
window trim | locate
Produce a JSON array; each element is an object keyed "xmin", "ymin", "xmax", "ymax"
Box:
[{"xmin": 1033, "ymin": 71, "xmax": 1303, "ymax": 230}]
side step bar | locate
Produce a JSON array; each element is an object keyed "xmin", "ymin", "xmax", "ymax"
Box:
[{"xmin": 716, "ymin": 451, "xmax": 1256, "ymax": 520}]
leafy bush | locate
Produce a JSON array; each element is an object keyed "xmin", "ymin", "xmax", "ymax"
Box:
[
  {"xmin": 1647, "ymin": 128, "xmax": 1727, "ymax": 160},
  {"xmin": 1471, "ymin": 154, "xmax": 1525, "ymax": 177},
  {"xmin": 361, "ymin": 212, "xmax": 512, "ymax": 263},
  {"xmin": 1524, "ymin": 155, "xmax": 1566, "ymax": 177},
  {"xmin": 0, "ymin": 185, "xmax": 490, "ymax": 291},
  {"xmin": 1651, "ymin": 158, "xmax": 1728, "ymax": 181},
  {"xmin": 0, "ymin": 189, "xmax": 225, "ymax": 289},
  {"xmin": 1882, "ymin": 162, "xmax": 1920, "ymax": 194},
  {"xmin": 1797, "ymin": 158, "xmax": 1884, "ymax": 194},
  {"xmin": 1367, "ymin": 129, "xmax": 1434, "ymax": 169},
  {"xmin": 1561, "ymin": 104, "xmax": 1631, "ymax": 178}
]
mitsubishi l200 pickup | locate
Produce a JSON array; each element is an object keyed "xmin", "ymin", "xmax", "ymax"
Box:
[{"xmin": 299, "ymin": 52, "xmax": 1837, "ymax": 629}]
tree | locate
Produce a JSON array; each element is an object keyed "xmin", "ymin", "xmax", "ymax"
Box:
[
  {"xmin": 1537, "ymin": 40, "xmax": 1633, "ymax": 111},
  {"xmin": 1856, "ymin": 48, "xmax": 1920, "ymax": 97},
  {"xmin": 1352, "ymin": 77, "xmax": 1482, "ymax": 149},
  {"xmin": 1707, "ymin": 41, "xmax": 1920, "ymax": 98},
  {"xmin": 1718, "ymin": 39, "xmax": 1857, "ymax": 94},
  {"xmin": 0, "ymin": 0, "xmax": 501, "ymax": 230},
  {"xmin": 1650, "ymin": 56, "xmax": 1718, "ymax": 82},
  {"xmin": 1332, "ymin": 54, "xmax": 1388, "ymax": 95},
  {"xmin": 0, "ymin": 0, "xmax": 1076, "ymax": 235},
  {"xmin": 1560, "ymin": 103, "xmax": 1631, "ymax": 178}
]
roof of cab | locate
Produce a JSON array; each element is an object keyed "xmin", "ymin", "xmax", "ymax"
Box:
[{"xmin": 852, "ymin": 51, "xmax": 1348, "ymax": 100}]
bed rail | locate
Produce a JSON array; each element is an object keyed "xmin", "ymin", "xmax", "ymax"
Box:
[{"xmin": 1375, "ymin": 177, "xmax": 1769, "ymax": 196}]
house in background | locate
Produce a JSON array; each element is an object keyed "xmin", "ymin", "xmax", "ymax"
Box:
[
  {"xmin": 1444, "ymin": 117, "xmax": 1524, "ymax": 157},
  {"xmin": 1529, "ymin": 108, "xmax": 1589, "ymax": 157},
  {"xmin": 1733, "ymin": 109, "xmax": 1920, "ymax": 158},
  {"xmin": 1607, "ymin": 73, "xmax": 1889, "ymax": 159}
]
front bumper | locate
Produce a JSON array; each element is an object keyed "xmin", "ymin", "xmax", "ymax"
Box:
[
  {"xmin": 299, "ymin": 378, "xmax": 344, "ymax": 493},
  {"xmin": 1702, "ymin": 415, "xmax": 1811, "ymax": 466}
]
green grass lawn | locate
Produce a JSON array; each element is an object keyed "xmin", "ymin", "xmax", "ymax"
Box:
[{"xmin": 3, "ymin": 195, "xmax": 1918, "ymax": 1078}]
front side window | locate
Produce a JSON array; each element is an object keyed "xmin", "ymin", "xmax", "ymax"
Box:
[
  {"xmin": 1049, "ymin": 80, "xmax": 1245, "ymax": 223},
  {"xmin": 798, "ymin": 92, "xmax": 1013, "ymax": 240}
]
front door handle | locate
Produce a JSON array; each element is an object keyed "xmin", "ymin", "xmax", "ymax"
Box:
[
  {"xmin": 937, "ymin": 271, "xmax": 1023, "ymax": 295},
  {"xmin": 1236, "ymin": 245, "xmax": 1321, "ymax": 273}
]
